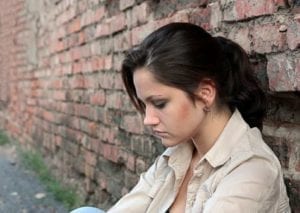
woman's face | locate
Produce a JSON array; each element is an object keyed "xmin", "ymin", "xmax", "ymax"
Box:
[{"xmin": 133, "ymin": 67, "xmax": 207, "ymax": 147}]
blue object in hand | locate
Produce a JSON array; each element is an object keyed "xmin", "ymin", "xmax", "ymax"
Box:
[{"xmin": 70, "ymin": 206, "xmax": 105, "ymax": 213}]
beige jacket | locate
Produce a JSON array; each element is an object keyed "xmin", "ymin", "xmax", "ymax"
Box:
[{"xmin": 108, "ymin": 110, "xmax": 291, "ymax": 213}]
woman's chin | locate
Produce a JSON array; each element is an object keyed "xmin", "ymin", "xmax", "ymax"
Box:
[{"xmin": 161, "ymin": 138, "xmax": 179, "ymax": 148}]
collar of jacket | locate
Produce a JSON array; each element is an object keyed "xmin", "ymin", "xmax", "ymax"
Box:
[{"xmin": 162, "ymin": 109, "xmax": 250, "ymax": 170}]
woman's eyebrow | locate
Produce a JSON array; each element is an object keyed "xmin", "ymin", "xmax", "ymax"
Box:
[{"xmin": 145, "ymin": 95, "xmax": 164, "ymax": 102}]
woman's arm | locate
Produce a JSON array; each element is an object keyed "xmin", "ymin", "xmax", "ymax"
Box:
[{"xmin": 107, "ymin": 157, "xmax": 161, "ymax": 213}]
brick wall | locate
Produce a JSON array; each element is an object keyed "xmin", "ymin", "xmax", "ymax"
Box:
[{"xmin": 0, "ymin": 0, "xmax": 299, "ymax": 211}]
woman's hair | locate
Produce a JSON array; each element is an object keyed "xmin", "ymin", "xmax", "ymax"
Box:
[{"xmin": 121, "ymin": 22, "xmax": 266, "ymax": 130}]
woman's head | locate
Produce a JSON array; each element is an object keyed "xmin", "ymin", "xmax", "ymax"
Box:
[{"xmin": 122, "ymin": 22, "xmax": 266, "ymax": 130}]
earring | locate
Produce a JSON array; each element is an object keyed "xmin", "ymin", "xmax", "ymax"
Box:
[{"xmin": 203, "ymin": 106, "xmax": 210, "ymax": 112}]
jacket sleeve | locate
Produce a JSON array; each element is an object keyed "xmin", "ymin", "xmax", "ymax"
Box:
[
  {"xmin": 107, "ymin": 156, "xmax": 161, "ymax": 213},
  {"xmin": 203, "ymin": 158, "xmax": 291, "ymax": 213}
]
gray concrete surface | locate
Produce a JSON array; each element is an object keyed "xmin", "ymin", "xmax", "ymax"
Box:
[{"xmin": 0, "ymin": 145, "xmax": 68, "ymax": 213}]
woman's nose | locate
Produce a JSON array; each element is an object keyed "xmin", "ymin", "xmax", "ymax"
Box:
[{"xmin": 143, "ymin": 108, "xmax": 160, "ymax": 126}]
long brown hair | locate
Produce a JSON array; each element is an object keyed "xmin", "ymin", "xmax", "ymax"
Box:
[{"xmin": 121, "ymin": 22, "xmax": 266, "ymax": 130}]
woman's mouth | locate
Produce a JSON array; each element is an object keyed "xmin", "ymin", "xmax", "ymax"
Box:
[{"xmin": 153, "ymin": 130, "xmax": 169, "ymax": 138}]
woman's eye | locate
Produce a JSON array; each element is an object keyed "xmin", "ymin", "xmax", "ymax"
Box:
[{"xmin": 153, "ymin": 101, "xmax": 166, "ymax": 109}]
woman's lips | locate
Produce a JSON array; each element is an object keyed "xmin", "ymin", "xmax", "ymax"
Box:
[{"xmin": 153, "ymin": 130, "xmax": 169, "ymax": 138}]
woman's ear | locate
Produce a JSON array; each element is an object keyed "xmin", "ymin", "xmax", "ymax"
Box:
[{"xmin": 195, "ymin": 79, "xmax": 217, "ymax": 108}]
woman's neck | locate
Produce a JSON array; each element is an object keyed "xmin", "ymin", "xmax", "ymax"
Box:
[{"xmin": 192, "ymin": 107, "xmax": 232, "ymax": 160}]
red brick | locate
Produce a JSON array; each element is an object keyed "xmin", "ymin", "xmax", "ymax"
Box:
[
  {"xmin": 94, "ymin": 6, "xmax": 105, "ymax": 23},
  {"xmin": 189, "ymin": 8, "xmax": 211, "ymax": 31},
  {"xmin": 61, "ymin": 64, "xmax": 72, "ymax": 75},
  {"xmin": 81, "ymin": 9, "xmax": 95, "ymax": 27},
  {"xmin": 120, "ymin": 0, "xmax": 135, "ymax": 11},
  {"xmin": 53, "ymin": 40, "xmax": 64, "ymax": 52},
  {"xmin": 77, "ymin": 31, "xmax": 86, "ymax": 45},
  {"xmin": 120, "ymin": 114, "xmax": 144, "ymax": 134},
  {"xmin": 98, "ymin": 126, "xmax": 118, "ymax": 145},
  {"xmin": 68, "ymin": 17, "xmax": 81, "ymax": 34},
  {"xmin": 59, "ymin": 52, "xmax": 71, "ymax": 64},
  {"xmin": 131, "ymin": 2, "xmax": 150, "ymax": 27},
  {"xmin": 228, "ymin": 27, "xmax": 251, "ymax": 53},
  {"xmin": 209, "ymin": 2, "xmax": 222, "ymax": 29},
  {"xmin": 267, "ymin": 54, "xmax": 299, "ymax": 91},
  {"xmin": 90, "ymin": 90, "xmax": 106, "ymax": 106},
  {"xmin": 113, "ymin": 53, "xmax": 124, "ymax": 71},
  {"xmin": 53, "ymin": 90, "xmax": 66, "ymax": 101},
  {"xmin": 131, "ymin": 22, "xmax": 156, "ymax": 45},
  {"xmin": 71, "ymin": 47, "xmax": 82, "ymax": 61},
  {"xmin": 56, "ymin": 7, "xmax": 76, "ymax": 25},
  {"xmin": 119, "ymin": 150, "xmax": 136, "ymax": 171},
  {"xmin": 72, "ymin": 61, "xmax": 83, "ymax": 74},
  {"xmin": 104, "ymin": 55, "xmax": 113, "ymax": 70},
  {"xmin": 287, "ymin": 16, "xmax": 300, "ymax": 50},
  {"xmin": 100, "ymin": 143, "xmax": 120, "ymax": 163},
  {"xmin": 91, "ymin": 56, "xmax": 104, "ymax": 71},
  {"xmin": 110, "ymin": 13, "xmax": 127, "ymax": 34},
  {"xmin": 95, "ymin": 23, "xmax": 110, "ymax": 38},
  {"xmin": 223, "ymin": 0, "xmax": 287, "ymax": 21},
  {"xmin": 84, "ymin": 163, "xmax": 95, "ymax": 178},
  {"xmin": 106, "ymin": 90, "xmax": 124, "ymax": 109},
  {"xmin": 87, "ymin": 122, "xmax": 99, "ymax": 137},
  {"xmin": 69, "ymin": 75, "xmax": 91, "ymax": 89},
  {"xmin": 136, "ymin": 157, "xmax": 147, "ymax": 174},
  {"xmin": 81, "ymin": 59, "xmax": 92, "ymax": 73},
  {"xmin": 113, "ymin": 31, "xmax": 131, "ymax": 52},
  {"xmin": 84, "ymin": 150, "xmax": 97, "ymax": 166},
  {"xmin": 252, "ymin": 23, "xmax": 286, "ymax": 54},
  {"xmin": 43, "ymin": 111, "xmax": 55, "ymax": 123}
]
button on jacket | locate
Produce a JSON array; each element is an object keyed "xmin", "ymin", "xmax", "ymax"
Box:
[{"xmin": 108, "ymin": 110, "xmax": 291, "ymax": 213}]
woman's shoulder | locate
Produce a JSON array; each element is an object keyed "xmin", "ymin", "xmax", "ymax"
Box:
[
  {"xmin": 218, "ymin": 126, "xmax": 283, "ymax": 186},
  {"xmin": 230, "ymin": 126, "xmax": 282, "ymax": 168}
]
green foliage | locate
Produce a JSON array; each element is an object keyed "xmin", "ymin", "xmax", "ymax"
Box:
[
  {"xmin": 20, "ymin": 150, "xmax": 82, "ymax": 210},
  {"xmin": 0, "ymin": 130, "xmax": 10, "ymax": 145}
]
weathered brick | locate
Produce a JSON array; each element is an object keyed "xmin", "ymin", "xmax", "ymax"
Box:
[
  {"xmin": 267, "ymin": 54, "xmax": 300, "ymax": 91},
  {"xmin": 124, "ymin": 170, "xmax": 139, "ymax": 189},
  {"xmin": 98, "ymin": 126, "xmax": 118, "ymax": 144},
  {"xmin": 223, "ymin": 0, "xmax": 287, "ymax": 21},
  {"xmin": 209, "ymin": 1, "xmax": 222, "ymax": 29},
  {"xmin": 131, "ymin": 22, "xmax": 156, "ymax": 45},
  {"xmin": 67, "ymin": 17, "xmax": 81, "ymax": 34},
  {"xmin": 53, "ymin": 90, "xmax": 66, "ymax": 101},
  {"xmin": 90, "ymin": 90, "xmax": 106, "ymax": 106},
  {"xmin": 120, "ymin": 0, "xmax": 135, "ymax": 11},
  {"xmin": 84, "ymin": 149, "xmax": 97, "ymax": 166},
  {"xmin": 189, "ymin": 8, "xmax": 211, "ymax": 31},
  {"xmin": 287, "ymin": 16, "xmax": 300, "ymax": 50},
  {"xmin": 252, "ymin": 23, "xmax": 286, "ymax": 54},
  {"xmin": 99, "ymin": 143, "xmax": 120, "ymax": 163},
  {"xmin": 113, "ymin": 31, "xmax": 131, "ymax": 52},
  {"xmin": 120, "ymin": 114, "xmax": 143, "ymax": 134},
  {"xmin": 110, "ymin": 13, "xmax": 127, "ymax": 34},
  {"xmin": 95, "ymin": 23, "xmax": 110, "ymax": 38},
  {"xmin": 94, "ymin": 6, "xmax": 105, "ymax": 22},
  {"xmin": 131, "ymin": 2, "xmax": 150, "ymax": 27},
  {"xmin": 106, "ymin": 91, "xmax": 124, "ymax": 109},
  {"xmin": 81, "ymin": 9, "xmax": 95, "ymax": 27},
  {"xmin": 228, "ymin": 27, "xmax": 251, "ymax": 53},
  {"xmin": 136, "ymin": 157, "xmax": 147, "ymax": 174}
]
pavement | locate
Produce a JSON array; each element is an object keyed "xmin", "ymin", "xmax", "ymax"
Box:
[{"xmin": 0, "ymin": 144, "xmax": 68, "ymax": 213}]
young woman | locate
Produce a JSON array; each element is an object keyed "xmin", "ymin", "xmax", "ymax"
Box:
[
  {"xmin": 72, "ymin": 22, "xmax": 290, "ymax": 213},
  {"xmin": 107, "ymin": 22, "xmax": 290, "ymax": 213}
]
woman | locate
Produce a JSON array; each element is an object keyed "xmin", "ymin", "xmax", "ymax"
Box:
[
  {"xmin": 108, "ymin": 22, "xmax": 290, "ymax": 213},
  {"xmin": 72, "ymin": 22, "xmax": 290, "ymax": 212}
]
